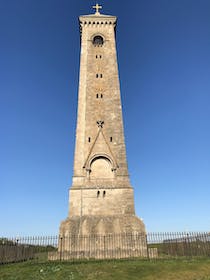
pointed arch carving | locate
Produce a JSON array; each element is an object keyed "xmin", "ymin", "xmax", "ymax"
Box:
[{"xmin": 83, "ymin": 124, "xmax": 119, "ymax": 173}]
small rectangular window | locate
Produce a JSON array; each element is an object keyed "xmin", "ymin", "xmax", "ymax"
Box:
[
  {"xmin": 88, "ymin": 137, "xmax": 91, "ymax": 142},
  {"xmin": 110, "ymin": 137, "xmax": 113, "ymax": 142},
  {"xmin": 101, "ymin": 94, "xmax": 103, "ymax": 98},
  {"xmin": 100, "ymin": 74, "xmax": 103, "ymax": 78},
  {"xmin": 96, "ymin": 74, "xmax": 99, "ymax": 78}
]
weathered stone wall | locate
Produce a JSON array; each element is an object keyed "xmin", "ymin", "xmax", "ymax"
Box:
[
  {"xmin": 68, "ymin": 187, "xmax": 135, "ymax": 217},
  {"xmin": 60, "ymin": 215, "xmax": 145, "ymax": 236}
]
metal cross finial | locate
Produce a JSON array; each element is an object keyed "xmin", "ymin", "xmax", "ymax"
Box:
[
  {"xmin": 93, "ymin": 3, "xmax": 102, "ymax": 15},
  {"xmin": 97, "ymin": 120, "xmax": 104, "ymax": 128}
]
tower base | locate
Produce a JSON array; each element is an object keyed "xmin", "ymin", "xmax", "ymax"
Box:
[
  {"xmin": 60, "ymin": 215, "xmax": 146, "ymax": 235},
  {"xmin": 49, "ymin": 215, "xmax": 147, "ymax": 260}
]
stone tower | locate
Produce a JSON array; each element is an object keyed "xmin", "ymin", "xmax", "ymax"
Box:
[{"xmin": 59, "ymin": 4, "xmax": 145, "ymax": 241}]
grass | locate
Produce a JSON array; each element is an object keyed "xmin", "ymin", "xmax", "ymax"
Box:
[{"xmin": 0, "ymin": 258, "xmax": 210, "ymax": 280}]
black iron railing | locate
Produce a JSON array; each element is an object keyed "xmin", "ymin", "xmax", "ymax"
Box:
[{"xmin": 1, "ymin": 232, "xmax": 210, "ymax": 264}]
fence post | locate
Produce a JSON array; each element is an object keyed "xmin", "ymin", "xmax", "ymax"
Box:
[
  {"xmin": 187, "ymin": 233, "xmax": 192, "ymax": 258},
  {"xmin": 15, "ymin": 239, "xmax": 19, "ymax": 262},
  {"xmin": 103, "ymin": 235, "xmax": 106, "ymax": 259},
  {"xmin": 145, "ymin": 234, "xmax": 150, "ymax": 260},
  {"xmin": 60, "ymin": 236, "xmax": 63, "ymax": 261},
  {"xmin": 1, "ymin": 240, "xmax": 5, "ymax": 264}
]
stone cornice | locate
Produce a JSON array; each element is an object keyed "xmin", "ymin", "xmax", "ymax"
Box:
[{"xmin": 79, "ymin": 15, "xmax": 117, "ymax": 26}]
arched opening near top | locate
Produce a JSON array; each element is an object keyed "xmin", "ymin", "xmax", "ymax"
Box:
[
  {"xmin": 89, "ymin": 155, "xmax": 114, "ymax": 179},
  {"xmin": 92, "ymin": 35, "xmax": 104, "ymax": 46}
]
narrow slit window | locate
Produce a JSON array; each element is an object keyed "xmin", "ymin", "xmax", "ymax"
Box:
[
  {"xmin": 96, "ymin": 55, "xmax": 98, "ymax": 59},
  {"xmin": 110, "ymin": 137, "xmax": 112, "ymax": 142},
  {"xmin": 100, "ymin": 74, "xmax": 103, "ymax": 78},
  {"xmin": 96, "ymin": 94, "xmax": 99, "ymax": 98},
  {"xmin": 101, "ymin": 94, "xmax": 103, "ymax": 98},
  {"xmin": 88, "ymin": 137, "xmax": 91, "ymax": 142},
  {"xmin": 96, "ymin": 74, "xmax": 99, "ymax": 78},
  {"xmin": 103, "ymin": 191, "xmax": 106, "ymax": 197},
  {"xmin": 97, "ymin": 191, "xmax": 100, "ymax": 197}
]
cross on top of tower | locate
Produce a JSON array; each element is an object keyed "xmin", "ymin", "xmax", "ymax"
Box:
[{"xmin": 92, "ymin": 3, "xmax": 102, "ymax": 15}]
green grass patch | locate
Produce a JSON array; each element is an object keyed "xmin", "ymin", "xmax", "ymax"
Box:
[{"xmin": 1, "ymin": 258, "xmax": 210, "ymax": 280}]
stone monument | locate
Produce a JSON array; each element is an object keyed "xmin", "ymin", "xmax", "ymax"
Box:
[{"xmin": 57, "ymin": 4, "xmax": 146, "ymax": 259}]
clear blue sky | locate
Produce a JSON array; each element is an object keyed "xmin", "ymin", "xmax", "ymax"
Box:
[{"xmin": 0, "ymin": 0, "xmax": 210, "ymax": 236}]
